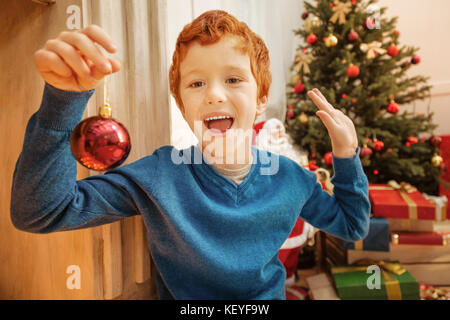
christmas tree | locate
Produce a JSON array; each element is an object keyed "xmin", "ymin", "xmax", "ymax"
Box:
[{"xmin": 285, "ymin": 0, "xmax": 446, "ymax": 195}]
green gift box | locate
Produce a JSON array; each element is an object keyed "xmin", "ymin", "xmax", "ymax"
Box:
[{"xmin": 330, "ymin": 260, "xmax": 420, "ymax": 300}]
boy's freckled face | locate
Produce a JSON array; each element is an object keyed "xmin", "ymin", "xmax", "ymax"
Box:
[{"xmin": 178, "ymin": 35, "xmax": 267, "ymax": 151}]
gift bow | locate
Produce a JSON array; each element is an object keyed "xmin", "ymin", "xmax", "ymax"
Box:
[
  {"xmin": 331, "ymin": 259, "xmax": 407, "ymax": 300},
  {"xmin": 387, "ymin": 180, "xmax": 417, "ymax": 193},
  {"xmin": 423, "ymin": 193, "xmax": 448, "ymax": 222}
]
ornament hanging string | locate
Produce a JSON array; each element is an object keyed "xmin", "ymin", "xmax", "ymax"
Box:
[{"xmin": 100, "ymin": 71, "xmax": 113, "ymax": 119}]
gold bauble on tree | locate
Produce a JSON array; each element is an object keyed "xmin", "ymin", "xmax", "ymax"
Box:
[
  {"xmin": 298, "ymin": 112, "xmax": 309, "ymax": 125},
  {"xmin": 325, "ymin": 34, "xmax": 338, "ymax": 47},
  {"xmin": 431, "ymin": 154, "xmax": 444, "ymax": 167}
]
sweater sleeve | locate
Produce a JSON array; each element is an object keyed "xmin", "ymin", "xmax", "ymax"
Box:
[
  {"xmin": 298, "ymin": 148, "xmax": 371, "ymax": 242},
  {"xmin": 10, "ymin": 83, "xmax": 141, "ymax": 234}
]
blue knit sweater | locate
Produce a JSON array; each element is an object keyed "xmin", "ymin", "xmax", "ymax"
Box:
[{"xmin": 10, "ymin": 83, "xmax": 370, "ymax": 299}]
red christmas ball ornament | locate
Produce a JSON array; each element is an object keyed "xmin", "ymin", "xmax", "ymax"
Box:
[
  {"xmin": 401, "ymin": 61, "xmax": 411, "ymax": 69},
  {"xmin": 387, "ymin": 44, "xmax": 399, "ymax": 57},
  {"xmin": 360, "ymin": 145, "xmax": 373, "ymax": 157},
  {"xmin": 347, "ymin": 64, "xmax": 360, "ymax": 78},
  {"xmin": 71, "ymin": 103, "xmax": 131, "ymax": 171},
  {"xmin": 387, "ymin": 101, "xmax": 400, "ymax": 114},
  {"xmin": 347, "ymin": 30, "xmax": 359, "ymax": 42},
  {"xmin": 407, "ymin": 136, "xmax": 418, "ymax": 144},
  {"xmin": 324, "ymin": 152, "xmax": 333, "ymax": 166},
  {"xmin": 308, "ymin": 160, "xmax": 318, "ymax": 171},
  {"xmin": 373, "ymin": 169, "xmax": 379, "ymax": 175},
  {"xmin": 301, "ymin": 12, "xmax": 309, "ymax": 20},
  {"xmin": 430, "ymin": 135, "xmax": 442, "ymax": 148},
  {"xmin": 393, "ymin": 30, "xmax": 400, "ymax": 36},
  {"xmin": 286, "ymin": 110, "xmax": 295, "ymax": 119},
  {"xmin": 373, "ymin": 140, "xmax": 384, "ymax": 151},
  {"xmin": 411, "ymin": 55, "xmax": 421, "ymax": 64},
  {"xmin": 294, "ymin": 82, "xmax": 305, "ymax": 93},
  {"xmin": 307, "ymin": 33, "xmax": 318, "ymax": 45}
]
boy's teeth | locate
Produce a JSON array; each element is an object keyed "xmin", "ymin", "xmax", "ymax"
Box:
[{"xmin": 205, "ymin": 115, "xmax": 232, "ymax": 121}]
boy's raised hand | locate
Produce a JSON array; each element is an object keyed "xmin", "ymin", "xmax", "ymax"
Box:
[
  {"xmin": 34, "ymin": 25, "xmax": 121, "ymax": 92},
  {"xmin": 307, "ymin": 88, "xmax": 358, "ymax": 158}
]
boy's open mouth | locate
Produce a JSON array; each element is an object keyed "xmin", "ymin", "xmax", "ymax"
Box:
[{"xmin": 203, "ymin": 114, "xmax": 235, "ymax": 133}]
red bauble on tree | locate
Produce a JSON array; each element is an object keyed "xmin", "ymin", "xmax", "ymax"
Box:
[
  {"xmin": 430, "ymin": 135, "xmax": 442, "ymax": 148},
  {"xmin": 387, "ymin": 44, "xmax": 399, "ymax": 57},
  {"xmin": 294, "ymin": 82, "xmax": 305, "ymax": 93},
  {"xmin": 407, "ymin": 136, "xmax": 419, "ymax": 144},
  {"xmin": 387, "ymin": 101, "xmax": 400, "ymax": 114},
  {"xmin": 411, "ymin": 55, "xmax": 421, "ymax": 64},
  {"xmin": 308, "ymin": 160, "xmax": 318, "ymax": 171},
  {"xmin": 373, "ymin": 140, "xmax": 384, "ymax": 151},
  {"xmin": 360, "ymin": 145, "xmax": 373, "ymax": 157},
  {"xmin": 307, "ymin": 33, "xmax": 318, "ymax": 45},
  {"xmin": 347, "ymin": 30, "xmax": 359, "ymax": 42},
  {"xmin": 347, "ymin": 64, "xmax": 360, "ymax": 78},
  {"xmin": 324, "ymin": 152, "xmax": 333, "ymax": 166},
  {"xmin": 286, "ymin": 110, "xmax": 295, "ymax": 119}
]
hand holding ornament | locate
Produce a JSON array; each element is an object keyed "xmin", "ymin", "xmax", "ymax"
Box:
[{"xmin": 34, "ymin": 24, "xmax": 120, "ymax": 92}]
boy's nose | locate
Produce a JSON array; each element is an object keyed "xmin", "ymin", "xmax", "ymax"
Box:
[{"xmin": 206, "ymin": 83, "xmax": 226, "ymax": 105}]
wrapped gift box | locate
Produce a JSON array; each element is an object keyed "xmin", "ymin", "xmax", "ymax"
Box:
[
  {"xmin": 370, "ymin": 181, "xmax": 445, "ymax": 221},
  {"xmin": 391, "ymin": 231, "xmax": 450, "ymax": 246},
  {"xmin": 387, "ymin": 218, "xmax": 450, "ymax": 233},
  {"xmin": 347, "ymin": 243, "xmax": 450, "ymax": 264},
  {"xmin": 439, "ymin": 135, "xmax": 450, "ymax": 219},
  {"xmin": 330, "ymin": 261, "xmax": 420, "ymax": 300},
  {"xmin": 305, "ymin": 273, "xmax": 340, "ymax": 300}
]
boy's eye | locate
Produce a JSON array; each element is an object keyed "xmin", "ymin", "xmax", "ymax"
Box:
[
  {"xmin": 226, "ymin": 77, "xmax": 241, "ymax": 84},
  {"xmin": 190, "ymin": 81, "xmax": 203, "ymax": 88}
]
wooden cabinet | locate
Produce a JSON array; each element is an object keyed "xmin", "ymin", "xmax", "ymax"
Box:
[{"xmin": 0, "ymin": 0, "xmax": 170, "ymax": 299}]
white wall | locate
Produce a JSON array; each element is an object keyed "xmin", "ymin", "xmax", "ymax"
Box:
[{"xmin": 378, "ymin": 0, "xmax": 450, "ymax": 135}]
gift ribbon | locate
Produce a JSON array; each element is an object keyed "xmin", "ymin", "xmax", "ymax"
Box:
[
  {"xmin": 331, "ymin": 259, "xmax": 406, "ymax": 300},
  {"xmin": 369, "ymin": 180, "xmax": 418, "ymax": 220},
  {"xmin": 423, "ymin": 194, "xmax": 448, "ymax": 222}
]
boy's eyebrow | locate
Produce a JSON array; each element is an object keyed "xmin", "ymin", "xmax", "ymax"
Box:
[{"xmin": 183, "ymin": 65, "xmax": 249, "ymax": 77}]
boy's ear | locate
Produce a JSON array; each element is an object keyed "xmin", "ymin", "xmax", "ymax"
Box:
[{"xmin": 256, "ymin": 95, "xmax": 268, "ymax": 116}]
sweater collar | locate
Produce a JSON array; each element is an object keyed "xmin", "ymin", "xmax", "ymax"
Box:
[{"xmin": 183, "ymin": 144, "xmax": 262, "ymax": 197}]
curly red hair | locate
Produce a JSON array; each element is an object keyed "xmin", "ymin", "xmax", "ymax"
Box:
[{"xmin": 169, "ymin": 10, "xmax": 271, "ymax": 112}]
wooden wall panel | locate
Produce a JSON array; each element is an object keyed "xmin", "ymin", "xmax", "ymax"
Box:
[
  {"xmin": 1, "ymin": 0, "xmax": 169, "ymax": 299},
  {"xmin": 0, "ymin": 0, "xmax": 99, "ymax": 299}
]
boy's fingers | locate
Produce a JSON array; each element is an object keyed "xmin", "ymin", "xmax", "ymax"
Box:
[
  {"xmin": 79, "ymin": 24, "xmax": 117, "ymax": 53},
  {"xmin": 307, "ymin": 90, "xmax": 334, "ymax": 114},
  {"xmin": 44, "ymin": 39, "xmax": 92, "ymax": 80},
  {"xmin": 59, "ymin": 31, "xmax": 112, "ymax": 74},
  {"xmin": 316, "ymin": 110, "xmax": 337, "ymax": 132},
  {"xmin": 35, "ymin": 49, "xmax": 72, "ymax": 78},
  {"xmin": 90, "ymin": 57, "xmax": 121, "ymax": 80}
]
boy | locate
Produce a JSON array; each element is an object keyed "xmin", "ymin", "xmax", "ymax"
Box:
[{"xmin": 11, "ymin": 10, "xmax": 370, "ymax": 299}]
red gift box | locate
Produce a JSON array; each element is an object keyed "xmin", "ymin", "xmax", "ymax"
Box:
[
  {"xmin": 370, "ymin": 181, "xmax": 442, "ymax": 220},
  {"xmin": 439, "ymin": 135, "xmax": 450, "ymax": 219},
  {"xmin": 391, "ymin": 232, "xmax": 450, "ymax": 246}
]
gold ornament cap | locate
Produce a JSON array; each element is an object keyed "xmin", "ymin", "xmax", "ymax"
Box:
[{"xmin": 99, "ymin": 103, "xmax": 112, "ymax": 118}]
